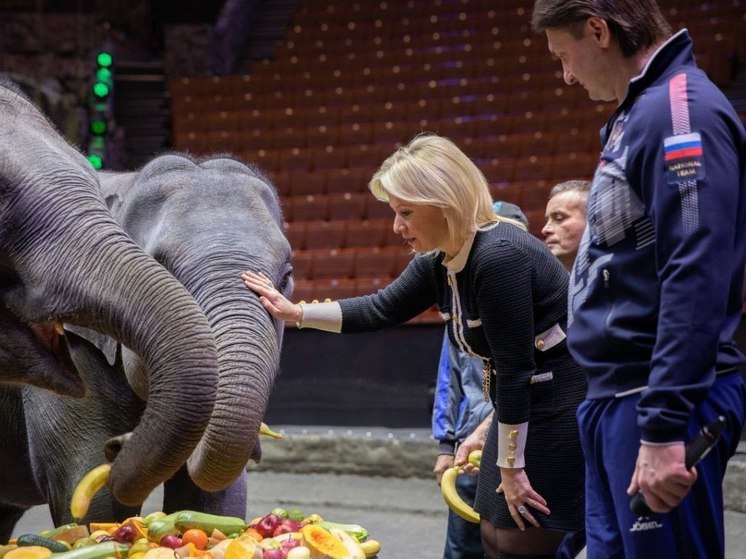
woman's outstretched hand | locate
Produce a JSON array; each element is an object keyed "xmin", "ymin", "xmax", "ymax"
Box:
[{"xmin": 242, "ymin": 270, "xmax": 302, "ymax": 323}]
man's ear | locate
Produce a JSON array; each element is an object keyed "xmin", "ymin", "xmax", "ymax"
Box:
[{"xmin": 587, "ymin": 16, "xmax": 611, "ymax": 47}]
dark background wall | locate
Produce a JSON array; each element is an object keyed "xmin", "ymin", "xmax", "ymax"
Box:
[
  {"xmin": 267, "ymin": 321, "xmax": 746, "ymax": 431},
  {"xmin": 266, "ymin": 325, "xmax": 443, "ymax": 428}
]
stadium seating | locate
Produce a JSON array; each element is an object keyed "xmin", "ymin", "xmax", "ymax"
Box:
[{"xmin": 168, "ymin": 0, "xmax": 743, "ymax": 322}]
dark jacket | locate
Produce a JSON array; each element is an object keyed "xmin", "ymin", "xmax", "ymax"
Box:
[{"xmin": 567, "ymin": 30, "xmax": 746, "ymax": 443}]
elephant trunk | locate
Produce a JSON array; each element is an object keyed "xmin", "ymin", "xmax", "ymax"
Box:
[
  {"xmin": 186, "ymin": 282, "xmax": 280, "ymax": 491},
  {"xmin": 65, "ymin": 240, "xmax": 219, "ymax": 506}
]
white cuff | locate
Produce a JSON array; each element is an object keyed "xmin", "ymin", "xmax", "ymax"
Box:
[
  {"xmin": 496, "ymin": 421, "xmax": 528, "ymax": 468},
  {"xmin": 297, "ymin": 301, "xmax": 343, "ymax": 333}
]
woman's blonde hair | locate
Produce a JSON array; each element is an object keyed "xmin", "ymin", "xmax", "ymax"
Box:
[{"xmin": 369, "ymin": 133, "xmax": 523, "ymax": 249}]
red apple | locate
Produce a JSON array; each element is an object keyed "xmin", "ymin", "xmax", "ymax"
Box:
[
  {"xmin": 281, "ymin": 538, "xmax": 301, "ymax": 552},
  {"xmin": 160, "ymin": 535, "xmax": 183, "ymax": 549},
  {"xmin": 272, "ymin": 519, "xmax": 302, "ymax": 538},
  {"xmin": 256, "ymin": 513, "xmax": 282, "ymax": 538}
]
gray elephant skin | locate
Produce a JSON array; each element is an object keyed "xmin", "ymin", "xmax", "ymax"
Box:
[
  {"xmin": 0, "ymin": 82, "xmax": 222, "ymax": 540},
  {"xmin": 59, "ymin": 154, "xmax": 290, "ymax": 521}
]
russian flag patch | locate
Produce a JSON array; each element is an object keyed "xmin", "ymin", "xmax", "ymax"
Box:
[{"xmin": 663, "ymin": 132, "xmax": 705, "ymax": 183}]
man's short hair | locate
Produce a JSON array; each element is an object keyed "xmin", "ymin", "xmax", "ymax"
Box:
[{"xmin": 549, "ymin": 179, "xmax": 590, "ymax": 199}]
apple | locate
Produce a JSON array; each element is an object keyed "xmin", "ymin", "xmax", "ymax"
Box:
[
  {"xmin": 113, "ymin": 524, "xmax": 137, "ymax": 544},
  {"xmin": 255, "ymin": 513, "xmax": 282, "ymax": 538},
  {"xmin": 160, "ymin": 535, "xmax": 183, "ymax": 549},
  {"xmin": 281, "ymin": 538, "xmax": 301, "ymax": 552},
  {"xmin": 272, "ymin": 519, "xmax": 302, "ymax": 538}
]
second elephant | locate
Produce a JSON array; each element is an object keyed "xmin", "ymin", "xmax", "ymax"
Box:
[{"xmin": 96, "ymin": 153, "xmax": 294, "ymax": 513}]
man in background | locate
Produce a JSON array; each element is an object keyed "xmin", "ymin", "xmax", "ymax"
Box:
[{"xmin": 541, "ymin": 180, "xmax": 590, "ymax": 272}]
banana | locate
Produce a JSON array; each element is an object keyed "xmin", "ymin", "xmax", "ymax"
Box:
[
  {"xmin": 70, "ymin": 463, "xmax": 111, "ymax": 520},
  {"xmin": 358, "ymin": 539, "xmax": 381, "ymax": 558},
  {"xmin": 440, "ymin": 466, "xmax": 480, "ymax": 523},
  {"xmin": 259, "ymin": 422, "xmax": 283, "ymax": 439}
]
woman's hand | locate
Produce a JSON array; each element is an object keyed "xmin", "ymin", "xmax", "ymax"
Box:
[
  {"xmin": 242, "ymin": 270, "xmax": 302, "ymax": 323},
  {"xmin": 497, "ymin": 467, "xmax": 550, "ymax": 531}
]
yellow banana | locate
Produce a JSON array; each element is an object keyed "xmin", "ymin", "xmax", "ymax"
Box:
[
  {"xmin": 440, "ymin": 467, "xmax": 480, "ymax": 523},
  {"xmin": 358, "ymin": 539, "xmax": 382, "ymax": 558},
  {"xmin": 70, "ymin": 463, "xmax": 111, "ymax": 520},
  {"xmin": 259, "ymin": 422, "xmax": 283, "ymax": 439}
]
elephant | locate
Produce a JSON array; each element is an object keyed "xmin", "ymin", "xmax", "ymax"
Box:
[
  {"xmin": 0, "ymin": 81, "xmax": 222, "ymax": 540},
  {"xmin": 14, "ymin": 152, "xmax": 292, "ymax": 525},
  {"xmin": 0, "ymin": 304, "xmax": 82, "ymax": 396}
]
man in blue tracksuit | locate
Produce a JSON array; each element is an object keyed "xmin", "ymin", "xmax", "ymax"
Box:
[{"xmin": 532, "ymin": 1, "xmax": 746, "ymax": 558}]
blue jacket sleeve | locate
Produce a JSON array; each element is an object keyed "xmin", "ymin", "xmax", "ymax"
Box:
[
  {"xmin": 432, "ymin": 330, "xmax": 461, "ymax": 454},
  {"xmin": 632, "ymin": 71, "xmax": 746, "ymax": 443}
]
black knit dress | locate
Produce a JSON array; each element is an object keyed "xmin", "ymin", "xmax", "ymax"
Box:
[{"xmin": 337, "ymin": 222, "xmax": 586, "ymax": 531}]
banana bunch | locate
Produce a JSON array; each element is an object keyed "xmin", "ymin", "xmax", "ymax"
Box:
[{"xmin": 440, "ymin": 450, "xmax": 482, "ymax": 524}]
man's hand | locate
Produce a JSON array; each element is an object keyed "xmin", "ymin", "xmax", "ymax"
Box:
[
  {"xmin": 454, "ymin": 413, "xmax": 492, "ymax": 475},
  {"xmin": 434, "ymin": 454, "xmax": 454, "ymax": 485},
  {"xmin": 626, "ymin": 442, "xmax": 697, "ymax": 513}
]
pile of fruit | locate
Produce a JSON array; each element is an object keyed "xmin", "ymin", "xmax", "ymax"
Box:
[{"xmin": 1, "ymin": 509, "xmax": 381, "ymax": 559}]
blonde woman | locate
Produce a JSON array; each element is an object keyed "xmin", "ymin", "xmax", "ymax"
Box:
[{"xmin": 243, "ymin": 134, "xmax": 586, "ymax": 558}]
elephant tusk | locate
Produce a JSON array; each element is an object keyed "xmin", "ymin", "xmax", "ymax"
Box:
[{"xmin": 54, "ymin": 321, "xmax": 65, "ymax": 335}]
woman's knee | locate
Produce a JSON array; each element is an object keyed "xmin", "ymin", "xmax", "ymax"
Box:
[{"xmin": 481, "ymin": 522, "xmax": 568, "ymax": 558}]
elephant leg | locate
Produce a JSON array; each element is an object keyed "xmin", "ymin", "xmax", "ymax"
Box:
[
  {"xmin": 162, "ymin": 466, "xmax": 247, "ymax": 518},
  {"xmin": 0, "ymin": 502, "xmax": 29, "ymax": 544}
]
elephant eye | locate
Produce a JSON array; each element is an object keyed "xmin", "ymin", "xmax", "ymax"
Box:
[{"xmin": 279, "ymin": 270, "xmax": 293, "ymax": 293}]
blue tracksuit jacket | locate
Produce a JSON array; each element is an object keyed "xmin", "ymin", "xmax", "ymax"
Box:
[
  {"xmin": 568, "ymin": 29, "xmax": 746, "ymax": 444},
  {"xmin": 432, "ymin": 331, "xmax": 493, "ymax": 454}
]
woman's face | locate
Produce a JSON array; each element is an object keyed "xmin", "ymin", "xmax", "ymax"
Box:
[{"xmin": 388, "ymin": 194, "xmax": 452, "ymax": 254}]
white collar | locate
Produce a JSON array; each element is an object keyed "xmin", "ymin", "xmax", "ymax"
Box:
[{"xmin": 441, "ymin": 222, "xmax": 501, "ymax": 272}]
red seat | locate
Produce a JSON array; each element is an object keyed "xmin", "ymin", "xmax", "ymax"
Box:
[
  {"xmin": 345, "ymin": 219, "xmax": 388, "ymax": 248},
  {"xmin": 354, "ymin": 276, "xmax": 393, "ymax": 297},
  {"xmin": 365, "ymin": 196, "xmax": 393, "ymax": 220},
  {"xmin": 287, "ymin": 195, "xmax": 330, "ymax": 222},
  {"xmin": 292, "ymin": 278, "xmax": 315, "ymax": 303},
  {"xmin": 312, "ymin": 248, "xmax": 356, "ymax": 279},
  {"xmin": 291, "ymin": 251, "xmax": 314, "ymax": 281},
  {"xmin": 287, "ymin": 171, "xmax": 327, "ymax": 196},
  {"xmin": 354, "ymin": 247, "xmax": 411, "ymax": 278},
  {"xmin": 284, "ymin": 221, "xmax": 306, "ymax": 251},
  {"xmin": 327, "ymin": 168, "xmax": 370, "ymax": 194},
  {"xmin": 311, "ymin": 278, "xmax": 358, "ymax": 301},
  {"xmin": 305, "ymin": 220, "xmax": 348, "ymax": 250},
  {"xmin": 329, "ymin": 192, "xmax": 368, "ymax": 220}
]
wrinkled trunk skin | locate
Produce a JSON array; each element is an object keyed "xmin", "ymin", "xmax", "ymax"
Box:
[
  {"xmin": 101, "ymin": 155, "xmax": 290, "ymax": 496},
  {"xmin": 50, "ymin": 233, "xmax": 220, "ymax": 506},
  {"xmin": 186, "ymin": 280, "xmax": 280, "ymax": 491},
  {"xmin": 0, "ymin": 84, "xmax": 220, "ymax": 519}
]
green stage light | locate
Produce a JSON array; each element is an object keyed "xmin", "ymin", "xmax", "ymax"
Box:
[
  {"xmin": 89, "ymin": 136, "xmax": 105, "ymax": 150},
  {"xmin": 87, "ymin": 153, "xmax": 103, "ymax": 169},
  {"xmin": 96, "ymin": 67, "xmax": 112, "ymax": 82},
  {"xmin": 92, "ymin": 82, "xmax": 110, "ymax": 99},
  {"xmin": 96, "ymin": 51, "xmax": 113, "ymax": 68},
  {"xmin": 90, "ymin": 119, "xmax": 107, "ymax": 135}
]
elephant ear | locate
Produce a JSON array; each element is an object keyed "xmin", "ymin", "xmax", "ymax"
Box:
[{"xmin": 64, "ymin": 325, "xmax": 119, "ymax": 366}]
